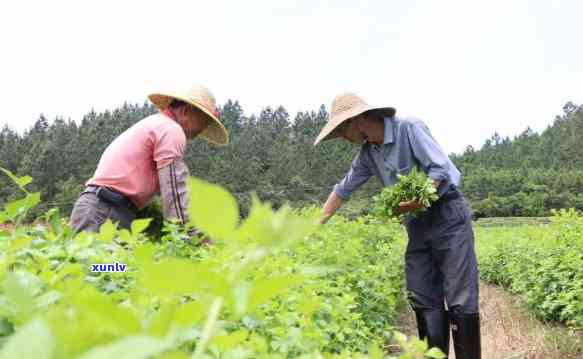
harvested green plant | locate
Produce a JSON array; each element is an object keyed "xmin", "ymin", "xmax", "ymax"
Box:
[{"xmin": 373, "ymin": 169, "xmax": 438, "ymax": 218}]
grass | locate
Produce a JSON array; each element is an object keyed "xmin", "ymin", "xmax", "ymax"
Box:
[{"xmin": 474, "ymin": 216, "xmax": 551, "ymax": 227}]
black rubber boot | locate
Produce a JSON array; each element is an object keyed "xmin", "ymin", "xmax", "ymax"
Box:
[
  {"xmin": 414, "ymin": 309, "xmax": 450, "ymax": 357},
  {"xmin": 451, "ymin": 312, "xmax": 481, "ymax": 359}
]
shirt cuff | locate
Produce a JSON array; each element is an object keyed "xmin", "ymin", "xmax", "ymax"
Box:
[
  {"xmin": 333, "ymin": 185, "xmax": 351, "ymax": 201},
  {"xmin": 427, "ymin": 169, "xmax": 450, "ymax": 197},
  {"xmin": 427, "ymin": 168, "xmax": 448, "ymax": 183},
  {"xmin": 156, "ymin": 157, "xmax": 180, "ymax": 170}
]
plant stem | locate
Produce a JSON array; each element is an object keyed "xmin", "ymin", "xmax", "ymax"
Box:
[{"xmin": 192, "ymin": 297, "xmax": 223, "ymax": 359}]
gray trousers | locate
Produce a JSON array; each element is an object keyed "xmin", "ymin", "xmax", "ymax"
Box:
[
  {"xmin": 69, "ymin": 192, "xmax": 136, "ymax": 233},
  {"xmin": 404, "ymin": 195, "xmax": 479, "ymax": 315}
]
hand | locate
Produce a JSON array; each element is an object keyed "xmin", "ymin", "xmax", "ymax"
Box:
[
  {"xmin": 320, "ymin": 191, "xmax": 343, "ymax": 225},
  {"xmin": 197, "ymin": 237, "xmax": 214, "ymax": 247},
  {"xmin": 395, "ymin": 200, "xmax": 424, "ymax": 215},
  {"xmin": 187, "ymin": 228, "xmax": 214, "ymax": 247}
]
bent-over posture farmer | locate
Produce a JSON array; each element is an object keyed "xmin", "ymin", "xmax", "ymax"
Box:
[
  {"xmin": 69, "ymin": 85, "xmax": 229, "ymax": 232},
  {"xmin": 315, "ymin": 93, "xmax": 480, "ymax": 359}
]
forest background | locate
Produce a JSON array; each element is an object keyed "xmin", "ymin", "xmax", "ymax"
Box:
[{"xmin": 1, "ymin": 100, "xmax": 582, "ymax": 219}]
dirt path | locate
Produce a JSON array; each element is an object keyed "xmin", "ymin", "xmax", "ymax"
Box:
[{"xmin": 396, "ymin": 282, "xmax": 583, "ymax": 358}]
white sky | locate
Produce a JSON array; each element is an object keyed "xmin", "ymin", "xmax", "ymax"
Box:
[{"xmin": 0, "ymin": 0, "xmax": 581, "ymax": 154}]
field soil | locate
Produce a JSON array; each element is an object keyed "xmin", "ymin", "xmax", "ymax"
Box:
[{"xmin": 396, "ymin": 282, "xmax": 583, "ymax": 358}]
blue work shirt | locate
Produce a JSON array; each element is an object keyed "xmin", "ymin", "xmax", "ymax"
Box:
[{"xmin": 333, "ymin": 116, "xmax": 461, "ymax": 200}]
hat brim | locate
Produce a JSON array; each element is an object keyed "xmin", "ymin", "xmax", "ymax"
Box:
[
  {"xmin": 148, "ymin": 93, "xmax": 229, "ymax": 146},
  {"xmin": 313, "ymin": 105, "xmax": 396, "ymax": 146}
]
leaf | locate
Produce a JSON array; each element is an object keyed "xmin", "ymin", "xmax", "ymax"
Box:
[
  {"xmin": 367, "ymin": 341, "xmax": 384, "ymax": 359},
  {"xmin": 134, "ymin": 243, "xmax": 157, "ymax": 266},
  {"xmin": 2, "ymin": 272, "xmax": 41, "ymax": 322},
  {"xmin": 210, "ymin": 329, "xmax": 248, "ymax": 350},
  {"xmin": 16, "ymin": 176, "xmax": 32, "ymax": 189},
  {"xmin": 237, "ymin": 197, "xmax": 315, "ymax": 246},
  {"xmin": 147, "ymin": 301, "xmax": 177, "ymax": 336},
  {"xmin": 425, "ymin": 347, "xmax": 447, "ymax": 358},
  {"xmin": 46, "ymin": 208, "xmax": 62, "ymax": 234},
  {"xmin": 411, "ymin": 337, "xmax": 428, "ymax": 353},
  {"xmin": 188, "ymin": 177, "xmax": 239, "ymax": 240},
  {"xmin": 297, "ymin": 297, "xmax": 321, "ymax": 317},
  {"xmin": 173, "ymin": 301, "xmax": 206, "ymax": 327},
  {"xmin": 78, "ymin": 335, "xmax": 172, "ymax": 359},
  {"xmin": 139, "ymin": 258, "xmax": 228, "ymax": 298},
  {"xmin": 0, "ymin": 318, "xmax": 13, "ymax": 337},
  {"xmin": 247, "ymin": 275, "xmax": 303, "ymax": 311},
  {"xmin": 25, "ymin": 192, "xmax": 40, "ymax": 209},
  {"xmin": 393, "ymin": 331, "xmax": 407, "ymax": 346},
  {"xmin": 9, "ymin": 235, "xmax": 33, "ymax": 252},
  {"xmin": 68, "ymin": 286, "xmax": 141, "ymax": 335},
  {"xmin": 34, "ymin": 290, "xmax": 62, "ymax": 308},
  {"xmin": 118, "ymin": 229, "xmax": 132, "ymax": 243},
  {"xmin": 0, "ymin": 168, "xmax": 32, "ymax": 192},
  {"xmin": 0, "ymin": 319, "xmax": 54, "ymax": 359},
  {"xmin": 53, "ymin": 263, "xmax": 84, "ymax": 284},
  {"xmin": 98, "ymin": 219, "xmax": 117, "ymax": 242},
  {"xmin": 4, "ymin": 193, "xmax": 40, "ymax": 220},
  {"xmin": 131, "ymin": 218, "xmax": 152, "ymax": 235},
  {"xmin": 157, "ymin": 352, "xmax": 190, "ymax": 359}
]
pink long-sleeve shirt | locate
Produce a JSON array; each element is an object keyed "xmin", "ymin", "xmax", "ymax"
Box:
[{"xmin": 87, "ymin": 112, "xmax": 186, "ymax": 209}]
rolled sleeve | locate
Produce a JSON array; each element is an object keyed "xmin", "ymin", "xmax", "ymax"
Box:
[
  {"xmin": 407, "ymin": 120, "xmax": 450, "ymax": 182},
  {"xmin": 153, "ymin": 123, "xmax": 187, "ymax": 169},
  {"xmin": 158, "ymin": 158, "xmax": 190, "ymax": 224},
  {"xmin": 333, "ymin": 148, "xmax": 373, "ymax": 201}
]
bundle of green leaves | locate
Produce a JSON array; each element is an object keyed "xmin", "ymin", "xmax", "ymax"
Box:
[{"xmin": 373, "ymin": 169, "xmax": 439, "ymax": 219}]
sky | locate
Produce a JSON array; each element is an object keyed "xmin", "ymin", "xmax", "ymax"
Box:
[{"xmin": 0, "ymin": 0, "xmax": 581, "ymax": 154}]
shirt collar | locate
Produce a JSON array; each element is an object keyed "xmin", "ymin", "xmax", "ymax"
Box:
[
  {"xmin": 161, "ymin": 109, "xmax": 176, "ymax": 121},
  {"xmin": 383, "ymin": 117, "xmax": 394, "ymax": 144}
]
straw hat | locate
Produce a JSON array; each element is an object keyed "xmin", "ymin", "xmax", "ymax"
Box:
[
  {"xmin": 148, "ymin": 85, "xmax": 229, "ymax": 145},
  {"xmin": 313, "ymin": 92, "xmax": 396, "ymax": 145}
]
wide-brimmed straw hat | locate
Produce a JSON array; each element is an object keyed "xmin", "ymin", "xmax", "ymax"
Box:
[
  {"xmin": 148, "ymin": 85, "xmax": 229, "ymax": 145},
  {"xmin": 313, "ymin": 92, "xmax": 396, "ymax": 146}
]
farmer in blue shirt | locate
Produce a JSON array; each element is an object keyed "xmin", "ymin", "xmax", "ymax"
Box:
[{"xmin": 314, "ymin": 92, "xmax": 481, "ymax": 359}]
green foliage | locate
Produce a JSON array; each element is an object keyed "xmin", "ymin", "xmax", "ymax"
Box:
[
  {"xmin": 373, "ymin": 169, "xmax": 438, "ymax": 219},
  {"xmin": 0, "ymin": 168, "xmax": 32, "ymax": 191},
  {"xmin": 477, "ymin": 209, "xmax": 583, "ymax": 328},
  {"xmin": 0, "ymin": 172, "xmax": 445, "ymax": 358},
  {"xmin": 0, "ymin": 168, "xmax": 40, "ymax": 226},
  {"xmin": 2, "ymin": 101, "xmax": 583, "ymax": 220},
  {"xmin": 0, "ymin": 319, "xmax": 54, "ymax": 359},
  {"xmin": 386, "ymin": 331, "xmax": 446, "ymax": 359},
  {"xmin": 187, "ymin": 177, "xmax": 239, "ymax": 240},
  {"xmin": 134, "ymin": 198, "xmax": 164, "ymax": 241}
]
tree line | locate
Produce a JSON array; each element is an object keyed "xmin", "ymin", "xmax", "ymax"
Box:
[
  {"xmin": 0, "ymin": 100, "xmax": 581, "ymax": 218},
  {"xmin": 452, "ymin": 102, "xmax": 583, "ymax": 217}
]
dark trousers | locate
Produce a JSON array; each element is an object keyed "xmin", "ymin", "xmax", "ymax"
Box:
[
  {"xmin": 404, "ymin": 196, "xmax": 479, "ymax": 315},
  {"xmin": 69, "ymin": 192, "xmax": 136, "ymax": 233}
]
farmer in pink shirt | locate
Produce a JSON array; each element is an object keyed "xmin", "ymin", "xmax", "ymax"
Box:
[{"xmin": 69, "ymin": 85, "xmax": 229, "ymax": 232}]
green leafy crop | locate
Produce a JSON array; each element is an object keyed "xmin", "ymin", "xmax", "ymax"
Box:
[
  {"xmin": 373, "ymin": 169, "xmax": 439, "ymax": 219},
  {"xmin": 0, "ymin": 168, "xmax": 444, "ymax": 358},
  {"xmin": 477, "ymin": 209, "xmax": 583, "ymax": 329}
]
